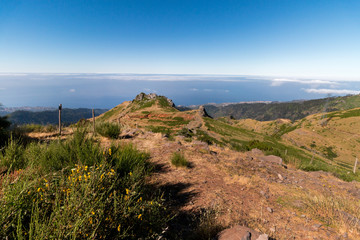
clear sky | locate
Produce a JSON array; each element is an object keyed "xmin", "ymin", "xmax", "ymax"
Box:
[{"xmin": 0, "ymin": 0, "xmax": 359, "ymax": 79}]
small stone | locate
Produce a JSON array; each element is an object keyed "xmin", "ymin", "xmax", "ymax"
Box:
[
  {"xmin": 342, "ymin": 232, "xmax": 348, "ymax": 238},
  {"xmin": 269, "ymin": 227, "xmax": 276, "ymax": 233},
  {"xmin": 257, "ymin": 234, "xmax": 269, "ymax": 240},
  {"xmin": 301, "ymin": 214, "xmax": 306, "ymax": 218},
  {"xmin": 312, "ymin": 223, "xmax": 322, "ymax": 230},
  {"xmin": 266, "ymin": 207, "xmax": 273, "ymax": 213},
  {"xmin": 278, "ymin": 174, "xmax": 284, "ymax": 180}
]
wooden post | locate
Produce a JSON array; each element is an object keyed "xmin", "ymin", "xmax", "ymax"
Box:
[
  {"xmin": 310, "ymin": 151, "xmax": 314, "ymax": 165},
  {"xmin": 92, "ymin": 109, "xmax": 96, "ymax": 136},
  {"xmin": 58, "ymin": 104, "xmax": 62, "ymax": 136},
  {"xmin": 353, "ymin": 157, "xmax": 358, "ymax": 174}
]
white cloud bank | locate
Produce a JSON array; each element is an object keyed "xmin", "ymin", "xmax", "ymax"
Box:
[
  {"xmin": 304, "ymin": 88, "xmax": 360, "ymax": 95},
  {"xmin": 69, "ymin": 89, "xmax": 76, "ymax": 93},
  {"xmin": 271, "ymin": 78, "xmax": 338, "ymax": 86}
]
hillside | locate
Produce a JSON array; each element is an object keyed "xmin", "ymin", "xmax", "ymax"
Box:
[
  {"xmin": 17, "ymin": 93, "xmax": 360, "ymax": 239},
  {"xmin": 203, "ymin": 94, "xmax": 360, "ymax": 121}
]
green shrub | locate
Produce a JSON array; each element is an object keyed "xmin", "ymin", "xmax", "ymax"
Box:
[
  {"xmin": 0, "ymin": 132, "xmax": 171, "ymax": 239},
  {"xmin": 96, "ymin": 122, "xmax": 121, "ymax": 139},
  {"xmin": 171, "ymin": 152, "xmax": 190, "ymax": 168}
]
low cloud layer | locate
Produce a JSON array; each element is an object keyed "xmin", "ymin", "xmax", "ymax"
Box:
[
  {"xmin": 304, "ymin": 88, "xmax": 360, "ymax": 95},
  {"xmin": 271, "ymin": 78, "xmax": 339, "ymax": 87}
]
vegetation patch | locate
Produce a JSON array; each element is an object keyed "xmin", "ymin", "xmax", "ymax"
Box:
[
  {"xmin": 195, "ymin": 130, "xmax": 222, "ymax": 146},
  {"xmin": 171, "ymin": 152, "xmax": 190, "ymax": 168},
  {"xmin": 147, "ymin": 125, "xmax": 172, "ymax": 135},
  {"xmin": 131, "ymin": 100, "xmax": 156, "ymax": 111},
  {"xmin": 327, "ymin": 108, "xmax": 360, "ymax": 119},
  {"xmin": 148, "ymin": 117, "xmax": 190, "ymax": 127},
  {"xmin": 321, "ymin": 146, "xmax": 338, "ymax": 160},
  {"xmin": 272, "ymin": 124, "xmax": 298, "ymax": 139},
  {"xmin": 96, "ymin": 122, "xmax": 121, "ymax": 139}
]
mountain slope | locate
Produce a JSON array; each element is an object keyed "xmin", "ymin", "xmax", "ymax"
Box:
[{"xmin": 204, "ymin": 94, "xmax": 360, "ymax": 121}]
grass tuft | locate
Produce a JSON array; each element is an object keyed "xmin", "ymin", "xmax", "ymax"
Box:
[{"xmin": 171, "ymin": 152, "xmax": 190, "ymax": 168}]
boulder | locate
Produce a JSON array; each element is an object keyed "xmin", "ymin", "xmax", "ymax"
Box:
[
  {"xmin": 217, "ymin": 225, "xmax": 268, "ymax": 240},
  {"xmin": 119, "ymin": 128, "xmax": 142, "ymax": 139},
  {"xmin": 259, "ymin": 155, "xmax": 283, "ymax": 165}
]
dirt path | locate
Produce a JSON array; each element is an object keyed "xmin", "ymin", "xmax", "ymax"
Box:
[{"xmin": 118, "ymin": 132, "xmax": 360, "ymax": 239}]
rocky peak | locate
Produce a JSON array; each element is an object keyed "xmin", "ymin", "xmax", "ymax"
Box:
[{"xmin": 133, "ymin": 92, "xmax": 175, "ymax": 107}]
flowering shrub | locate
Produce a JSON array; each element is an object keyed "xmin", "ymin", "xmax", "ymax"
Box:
[{"xmin": 0, "ymin": 131, "xmax": 170, "ymax": 239}]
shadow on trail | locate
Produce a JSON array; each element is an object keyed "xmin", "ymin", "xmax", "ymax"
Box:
[{"xmin": 146, "ymin": 161, "xmax": 225, "ymax": 240}]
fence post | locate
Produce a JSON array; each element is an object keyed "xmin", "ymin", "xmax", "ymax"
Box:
[
  {"xmin": 353, "ymin": 157, "xmax": 358, "ymax": 174},
  {"xmin": 58, "ymin": 104, "xmax": 62, "ymax": 136},
  {"xmin": 92, "ymin": 109, "xmax": 96, "ymax": 136}
]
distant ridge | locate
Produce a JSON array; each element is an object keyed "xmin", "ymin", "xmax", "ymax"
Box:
[
  {"xmin": 8, "ymin": 108, "xmax": 108, "ymax": 125},
  {"xmin": 200, "ymin": 94, "xmax": 360, "ymax": 121}
]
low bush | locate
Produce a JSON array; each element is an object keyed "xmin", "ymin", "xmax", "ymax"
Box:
[{"xmin": 96, "ymin": 122, "xmax": 121, "ymax": 139}]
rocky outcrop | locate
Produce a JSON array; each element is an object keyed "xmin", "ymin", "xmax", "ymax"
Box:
[
  {"xmin": 198, "ymin": 105, "xmax": 211, "ymax": 118},
  {"xmin": 133, "ymin": 92, "xmax": 175, "ymax": 107}
]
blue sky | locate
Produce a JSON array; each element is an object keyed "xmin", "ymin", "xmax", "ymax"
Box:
[
  {"xmin": 0, "ymin": 0, "xmax": 359, "ymax": 78},
  {"xmin": 0, "ymin": 1, "xmax": 359, "ymax": 107}
]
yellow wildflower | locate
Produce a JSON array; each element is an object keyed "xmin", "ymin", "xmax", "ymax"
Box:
[
  {"xmin": 138, "ymin": 214, "xmax": 142, "ymax": 219},
  {"xmin": 129, "ymin": 172, "xmax": 132, "ymax": 176},
  {"xmin": 109, "ymin": 148, "xmax": 112, "ymax": 156},
  {"xmin": 117, "ymin": 224, "xmax": 121, "ymax": 232},
  {"xmin": 125, "ymin": 188, "xmax": 130, "ymax": 195}
]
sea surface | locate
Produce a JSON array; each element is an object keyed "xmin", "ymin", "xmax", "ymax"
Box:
[{"xmin": 0, "ymin": 73, "xmax": 359, "ymax": 108}]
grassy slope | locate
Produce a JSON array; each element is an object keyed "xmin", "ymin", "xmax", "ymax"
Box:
[{"xmin": 97, "ymin": 95, "xmax": 360, "ymax": 182}]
